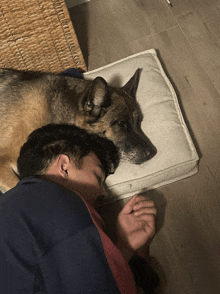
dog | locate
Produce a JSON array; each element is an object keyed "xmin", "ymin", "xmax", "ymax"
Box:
[{"xmin": 0, "ymin": 68, "xmax": 157, "ymax": 192}]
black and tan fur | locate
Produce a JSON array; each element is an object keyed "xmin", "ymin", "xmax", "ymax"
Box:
[{"xmin": 0, "ymin": 68, "xmax": 157, "ymax": 192}]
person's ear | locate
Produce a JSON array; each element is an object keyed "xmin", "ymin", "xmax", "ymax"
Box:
[{"xmin": 56, "ymin": 154, "xmax": 71, "ymax": 179}]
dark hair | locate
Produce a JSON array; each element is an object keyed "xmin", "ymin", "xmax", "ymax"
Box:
[{"xmin": 17, "ymin": 124, "xmax": 120, "ymax": 179}]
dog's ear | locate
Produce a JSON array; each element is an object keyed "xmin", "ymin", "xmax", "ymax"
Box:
[
  {"xmin": 121, "ymin": 68, "xmax": 142, "ymax": 98},
  {"xmin": 84, "ymin": 77, "xmax": 111, "ymax": 117}
]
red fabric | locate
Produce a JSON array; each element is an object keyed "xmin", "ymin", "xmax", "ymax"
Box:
[{"xmin": 84, "ymin": 201, "xmax": 137, "ymax": 294}]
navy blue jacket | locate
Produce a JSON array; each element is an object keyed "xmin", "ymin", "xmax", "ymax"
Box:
[{"xmin": 0, "ymin": 177, "xmax": 121, "ymax": 293}]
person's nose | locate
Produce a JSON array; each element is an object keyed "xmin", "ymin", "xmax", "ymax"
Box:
[{"xmin": 100, "ymin": 184, "xmax": 108, "ymax": 197}]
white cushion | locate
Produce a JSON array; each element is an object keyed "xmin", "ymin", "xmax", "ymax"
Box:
[{"xmin": 84, "ymin": 49, "xmax": 199, "ymax": 202}]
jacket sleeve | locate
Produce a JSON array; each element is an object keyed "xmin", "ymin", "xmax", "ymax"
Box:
[
  {"xmin": 1, "ymin": 221, "xmax": 121, "ymax": 294},
  {"xmin": 0, "ymin": 179, "xmax": 121, "ymax": 294},
  {"xmin": 39, "ymin": 224, "xmax": 121, "ymax": 294}
]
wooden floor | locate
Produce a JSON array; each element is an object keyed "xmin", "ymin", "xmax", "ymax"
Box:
[{"xmin": 69, "ymin": 1, "xmax": 220, "ymax": 293}]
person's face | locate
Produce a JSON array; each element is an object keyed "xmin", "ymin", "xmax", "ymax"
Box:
[{"xmin": 65, "ymin": 152, "xmax": 108, "ymax": 205}]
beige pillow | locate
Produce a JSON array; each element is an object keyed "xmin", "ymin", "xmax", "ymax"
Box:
[{"xmin": 84, "ymin": 49, "xmax": 199, "ymax": 202}]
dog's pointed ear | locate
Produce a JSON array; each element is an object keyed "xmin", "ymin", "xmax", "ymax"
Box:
[
  {"xmin": 84, "ymin": 77, "xmax": 111, "ymax": 117},
  {"xmin": 121, "ymin": 68, "xmax": 142, "ymax": 98}
]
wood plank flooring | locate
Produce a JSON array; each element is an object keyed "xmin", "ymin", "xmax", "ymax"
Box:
[{"xmin": 69, "ymin": 1, "xmax": 220, "ymax": 293}]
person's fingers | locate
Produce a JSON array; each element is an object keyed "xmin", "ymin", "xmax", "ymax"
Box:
[
  {"xmin": 143, "ymin": 219, "xmax": 156, "ymax": 231},
  {"xmin": 134, "ymin": 206, "xmax": 157, "ymax": 216},
  {"xmin": 135, "ymin": 195, "xmax": 149, "ymax": 202},
  {"xmin": 135, "ymin": 213, "xmax": 156, "ymax": 226},
  {"xmin": 121, "ymin": 194, "xmax": 139, "ymax": 214},
  {"xmin": 133, "ymin": 199, "xmax": 155, "ymax": 211}
]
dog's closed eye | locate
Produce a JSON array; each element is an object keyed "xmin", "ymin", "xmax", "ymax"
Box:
[
  {"xmin": 111, "ymin": 120, "xmax": 129, "ymax": 129},
  {"xmin": 116, "ymin": 120, "xmax": 128, "ymax": 128}
]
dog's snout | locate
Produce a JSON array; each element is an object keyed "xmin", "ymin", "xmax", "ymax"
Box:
[
  {"xmin": 146, "ymin": 146, "xmax": 157, "ymax": 160},
  {"xmin": 132, "ymin": 146, "xmax": 157, "ymax": 165}
]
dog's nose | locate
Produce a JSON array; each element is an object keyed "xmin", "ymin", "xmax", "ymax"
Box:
[
  {"xmin": 146, "ymin": 147, "xmax": 157, "ymax": 160},
  {"xmin": 134, "ymin": 147, "xmax": 157, "ymax": 164}
]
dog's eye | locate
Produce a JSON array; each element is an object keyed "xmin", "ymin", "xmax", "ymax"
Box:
[
  {"xmin": 111, "ymin": 120, "xmax": 129, "ymax": 129},
  {"xmin": 116, "ymin": 120, "xmax": 127, "ymax": 128}
]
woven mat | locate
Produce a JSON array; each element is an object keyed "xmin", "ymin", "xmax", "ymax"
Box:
[{"xmin": 0, "ymin": 0, "xmax": 87, "ymax": 72}]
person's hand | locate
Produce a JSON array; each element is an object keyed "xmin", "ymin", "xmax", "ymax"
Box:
[{"xmin": 116, "ymin": 195, "xmax": 157, "ymax": 260}]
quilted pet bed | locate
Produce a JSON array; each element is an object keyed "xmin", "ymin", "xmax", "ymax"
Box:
[{"xmin": 84, "ymin": 49, "xmax": 199, "ymax": 202}]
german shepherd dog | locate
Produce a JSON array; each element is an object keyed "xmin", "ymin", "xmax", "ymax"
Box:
[{"xmin": 0, "ymin": 68, "xmax": 157, "ymax": 192}]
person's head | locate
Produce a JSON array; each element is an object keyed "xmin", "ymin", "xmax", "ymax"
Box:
[{"xmin": 17, "ymin": 124, "xmax": 119, "ymax": 204}]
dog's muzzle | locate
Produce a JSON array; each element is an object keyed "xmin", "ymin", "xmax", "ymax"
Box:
[{"xmin": 135, "ymin": 145, "xmax": 157, "ymax": 164}]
